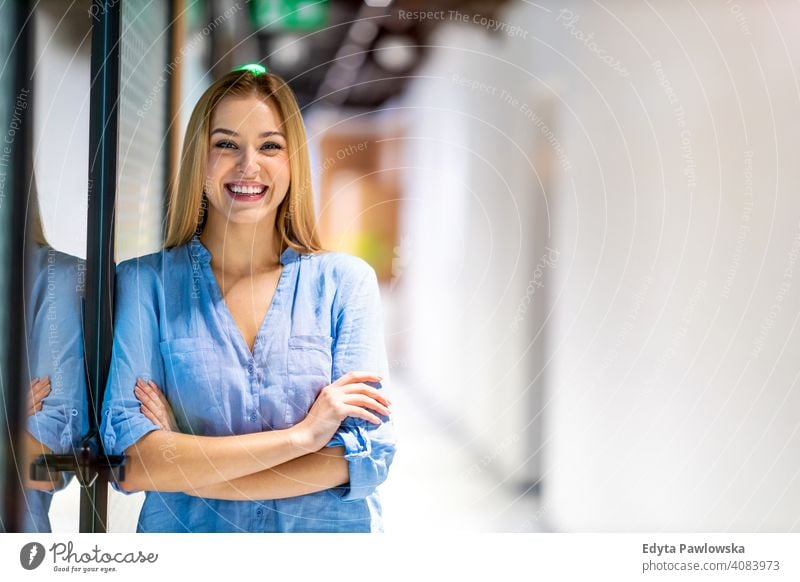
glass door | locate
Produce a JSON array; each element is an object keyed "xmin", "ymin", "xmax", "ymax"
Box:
[{"xmin": 11, "ymin": 0, "xmax": 92, "ymax": 533}]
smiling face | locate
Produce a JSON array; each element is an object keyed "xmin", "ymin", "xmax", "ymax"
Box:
[{"xmin": 203, "ymin": 95, "xmax": 290, "ymax": 229}]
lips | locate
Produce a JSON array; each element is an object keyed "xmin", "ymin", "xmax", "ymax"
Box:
[{"xmin": 225, "ymin": 182, "xmax": 268, "ymax": 202}]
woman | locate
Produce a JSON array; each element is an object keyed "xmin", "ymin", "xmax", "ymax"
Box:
[{"xmin": 100, "ymin": 65, "xmax": 396, "ymax": 532}]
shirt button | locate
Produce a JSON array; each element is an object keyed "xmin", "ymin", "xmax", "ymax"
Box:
[
  {"xmin": 250, "ymin": 413, "xmax": 258, "ymax": 422},
  {"xmin": 71, "ymin": 409, "xmax": 79, "ymax": 417},
  {"xmin": 247, "ymin": 363, "xmax": 255, "ymax": 374},
  {"xmin": 256, "ymin": 508, "xmax": 263, "ymax": 517}
]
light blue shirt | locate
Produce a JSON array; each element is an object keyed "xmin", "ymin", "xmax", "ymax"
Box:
[
  {"xmin": 100, "ymin": 236, "xmax": 396, "ymax": 532},
  {"xmin": 24, "ymin": 246, "xmax": 87, "ymax": 532}
]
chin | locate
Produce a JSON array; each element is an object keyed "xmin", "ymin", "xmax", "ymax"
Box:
[{"xmin": 221, "ymin": 206, "xmax": 277, "ymax": 225}]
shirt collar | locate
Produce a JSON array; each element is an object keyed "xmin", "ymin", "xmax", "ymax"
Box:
[{"xmin": 189, "ymin": 235, "xmax": 299, "ymax": 266}]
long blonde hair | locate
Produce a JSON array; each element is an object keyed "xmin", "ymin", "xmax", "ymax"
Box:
[{"xmin": 165, "ymin": 69, "xmax": 322, "ymax": 254}]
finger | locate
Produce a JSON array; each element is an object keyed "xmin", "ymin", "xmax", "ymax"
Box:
[
  {"xmin": 332, "ymin": 371, "xmax": 383, "ymax": 387},
  {"xmin": 146, "ymin": 382, "xmax": 176, "ymax": 423},
  {"xmin": 134, "ymin": 386, "xmax": 160, "ymax": 411},
  {"xmin": 28, "ymin": 389, "xmax": 49, "ymax": 408},
  {"xmin": 343, "ymin": 406, "xmax": 382, "ymax": 425},
  {"xmin": 30, "ymin": 377, "xmax": 48, "ymax": 390},
  {"xmin": 147, "ymin": 381, "xmax": 171, "ymax": 406},
  {"xmin": 138, "ymin": 390, "xmax": 171, "ymax": 429},
  {"xmin": 30, "ymin": 383, "xmax": 51, "ymax": 400},
  {"xmin": 341, "ymin": 383, "xmax": 392, "ymax": 407},
  {"xmin": 146, "ymin": 380, "xmax": 163, "ymax": 393},
  {"xmin": 140, "ymin": 405, "xmax": 163, "ymax": 430},
  {"xmin": 140, "ymin": 400, "xmax": 166, "ymax": 425},
  {"xmin": 344, "ymin": 394, "xmax": 391, "ymax": 417},
  {"xmin": 140, "ymin": 399, "xmax": 163, "ymax": 421},
  {"xmin": 31, "ymin": 381, "xmax": 51, "ymax": 394},
  {"xmin": 30, "ymin": 377, "xmax": 51, "ymax": 392},
  {"xmin": 28, "ymin": 388, "xmax": 49, "ymax": 411}
]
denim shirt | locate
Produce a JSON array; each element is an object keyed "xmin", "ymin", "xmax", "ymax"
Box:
[
  {"xmin": 24, "ymin": 246, "xmax": 87, "ymax": 532},
  {"xmin": 100, "ymin": 236, "xmax": 396, "ymax": 532}
]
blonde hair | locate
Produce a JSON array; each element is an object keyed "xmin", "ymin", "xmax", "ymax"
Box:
[
  {"xmin": 29, "ymin": 173, "xmax": 47, "ymax": 247},
  {"xmin": 165, "ymin": 70, "xmax": 322, "ymax": 254}
]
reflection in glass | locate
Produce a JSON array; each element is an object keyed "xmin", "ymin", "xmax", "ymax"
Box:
[
  {"xmin": 21, "ymin": 197, "xmax": 87, "ymax": 531},
  {"xmin": 18, "ymin": 0, "xmax": 91, "ymax": 531}
]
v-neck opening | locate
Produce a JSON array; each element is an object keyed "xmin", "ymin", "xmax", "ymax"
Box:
[{"xmin": 190, "ymin": 236, "xmax": 296, "ymax": 361}]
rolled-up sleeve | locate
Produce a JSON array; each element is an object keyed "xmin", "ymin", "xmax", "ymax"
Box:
[
  {"xmin": 325, "ymin": 259, "xmax": 396, "ymax": 501},
  {"xmin": 100, "ymin": 259, "xmax": 163, "ymax": 465}
]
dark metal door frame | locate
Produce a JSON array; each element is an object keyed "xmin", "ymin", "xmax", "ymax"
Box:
[
  {"xmin": 81, "ymin": 0, "xmax": 122, "ymax": 533},
  {"xmin": 0, "ymin": 0, "xmax": 34, "ymax": 534}
]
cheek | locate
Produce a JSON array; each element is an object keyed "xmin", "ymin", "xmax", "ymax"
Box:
[
  {"xmin": 276, "ymin": 163, "xmax": 291, "ymax": 186},
  {"xmin": 206, "ymin": 154, "xmax": 224, "ymax": 177}
]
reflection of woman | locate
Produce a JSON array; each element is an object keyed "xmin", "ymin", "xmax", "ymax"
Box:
[
  {"xmin": 100, "ymin": 67, "xmax": 396, "ymax": 532},
  {"xmin": 23, "ymin": 242, "xmax": 88, "ymax": 532}
]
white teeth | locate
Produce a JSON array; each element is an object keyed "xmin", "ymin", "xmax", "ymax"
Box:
[{"xmin": 228, "ymin": 184, "xmax": 265, "ymax": 195}]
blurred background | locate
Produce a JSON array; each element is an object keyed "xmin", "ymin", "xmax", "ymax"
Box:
[{"xmin": 3, "ymin": 0, "xmax": 800, "ymax": 532}]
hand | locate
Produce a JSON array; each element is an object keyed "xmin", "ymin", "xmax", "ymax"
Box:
[
  {"xmin": 27, "ymin": 376, "xmax": 51, "ymax": 416},
  {"xmin": 135, "ymin": 378, "xmax": 179, "ymax": 432},
  {"xmin": 293, "ymin": 371, "xmax": 392, "ymax": 451}
]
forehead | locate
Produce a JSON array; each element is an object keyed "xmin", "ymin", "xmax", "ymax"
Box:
[{"xmin": 210, "ymin": 95, "xmax": 282, "ymax": 130}]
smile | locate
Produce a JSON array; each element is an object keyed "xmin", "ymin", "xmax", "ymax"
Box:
[{"xmin": 225, "ymin": 182, "xmax": 268, "ymax": 202}]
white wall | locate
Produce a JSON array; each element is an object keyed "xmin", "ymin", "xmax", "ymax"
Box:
[
  {"xmin": 399, "ymin": 23, "xmax": 547, "ymax": 490},
  {"xmin": 400, "ymin": 0, "xmax": 800, "ymax": 531},
  {"xmin": 33, "ymin": 1, "xmax": 91, "ymax": 258}
]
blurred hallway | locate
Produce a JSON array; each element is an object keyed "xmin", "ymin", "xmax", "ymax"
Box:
[{"xmin": 379, "ymin": 374, "xmax": 545, "ymax": 532}]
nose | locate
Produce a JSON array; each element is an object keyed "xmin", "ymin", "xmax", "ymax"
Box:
[{"xmin": 238, "ymin": 147, "xmax": 260, "ymax": 176}]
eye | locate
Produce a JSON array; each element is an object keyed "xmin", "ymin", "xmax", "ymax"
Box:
[
  {"xmin": 214, "ymin": 140, "xmax": 237, "ymax": 149},
  {"xmin": 261, "ymin": 142, "xmax": 283, "ymax": 151}
]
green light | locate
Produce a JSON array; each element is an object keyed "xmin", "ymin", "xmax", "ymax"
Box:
[{"xmin": 232, "ymin": 63, "xmax": 268, "ymax": 75}]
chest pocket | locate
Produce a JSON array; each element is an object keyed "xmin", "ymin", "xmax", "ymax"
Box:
[
  {"xmin": 159, "ymin": 338, "xmax": 224, "ymax": 434},
  {"xmin": 285, "ymin": 334, "xmax": 333, "ymax": 425}
]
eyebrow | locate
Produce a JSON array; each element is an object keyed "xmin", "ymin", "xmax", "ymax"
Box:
[{"xmin": 210, "ymin": 128, "xmax": 286, "ymax": 138}]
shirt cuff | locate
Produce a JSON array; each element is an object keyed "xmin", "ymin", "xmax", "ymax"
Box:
[
  {"xmin": 102, "ymin": 405, "xmax": 159, "ymax": 495},
  {"xmin": 26, "ymin": 403, "xmax": 84, "ymax": 454},
  {"xmin": 324, "ymin": 423, "xmax": 377, "ymax": 501}
]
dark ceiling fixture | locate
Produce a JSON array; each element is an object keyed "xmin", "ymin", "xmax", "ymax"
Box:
[{"xmin": 247, "ymin": 0, "xmax": 510, "ymax": 110}]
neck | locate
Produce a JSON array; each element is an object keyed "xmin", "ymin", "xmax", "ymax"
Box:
[{"xmin": 199, "ymin": 212, "xmax": 283, "ymax": 276}]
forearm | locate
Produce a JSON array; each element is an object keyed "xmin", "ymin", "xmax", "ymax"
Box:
[
  {"xmin": 121, "ymin": 426, "xmax": 315, "ymax": 493},
  {"xmin": 186, "ymin": 446, "xmax": 349, "ymax": 501}
]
